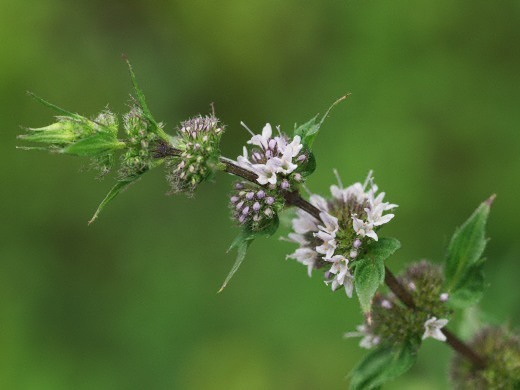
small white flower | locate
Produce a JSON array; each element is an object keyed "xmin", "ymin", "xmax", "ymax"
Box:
[
  {"xmin": 248, "ymin": 123, "xmax": 272, "ymax": 149},
  {"xmin": 315, "ymin": 212, "xmax": 339, "ymax": 259},
  {"xmin": 318, "ymin": 212, "xmax": 339, "ymax": 235},
  {"xmin": 286, "ymin": 233, "xmax": 308, "ymax": 245},
  {"xmin": 252, "ymin": 160, "xmax": 278, "ymax": 185},
  {"xmin": 440, "ymin": 293, "xmax": 449, "ymax": 302},
  {"xmin": 287, "ymin": 247, "xmax": 317, "ymax": 277},
  {"xmin": 315, "ymin": 231, "xmax": 337, "ymax": 259},
  {"xmin": 352, "ymin": 216, "xmax": 378, "ymax": 241},
  {"xmin": 344, "ymin": 325, "xmax": 380, "ymax": 349},
  {"xmin": 271, "ymin": 152, "xmax": 298, "ymax": 175},
  {"xmin": 422, "ymin": 317, "xmax": 449, "ymax": 342},
  {"xmin": 292, "ymin": 210, "xmax": 318, "ymax": 235},
  {"xmin": 310, "ymin": 194, "xmax": 329, "ymax": 212},
  {"xmin": 326, "ymin": 255, "xmax": 354, "ymax": 297},
  {"xmin": 360, "ymin": 334, "xmax": 381, "ymax": 349},
  {"xmin": 237, "ymin": 146, "xmax": 252, "ymax": 169}
]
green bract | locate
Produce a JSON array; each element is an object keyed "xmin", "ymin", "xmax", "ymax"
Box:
[{"xmin": 18, "ymin": 94, "xmax": 125, "ymax": 175}]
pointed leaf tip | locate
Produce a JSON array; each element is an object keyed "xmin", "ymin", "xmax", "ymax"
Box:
[{"xmin": 485, "ymin": 194, "xmax": 496, "ymax": 207}]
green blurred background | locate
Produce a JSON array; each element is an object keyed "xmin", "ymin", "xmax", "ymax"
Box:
[{"xmin": 1, "ymin": 1, "xmax": 519, "ymax": 388}]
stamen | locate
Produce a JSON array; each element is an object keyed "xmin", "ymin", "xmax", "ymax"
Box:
[
  {"xmin": 333, "ymin": 168, "xmax": 344, "ymax": 189},
  {"xmin": 240, "ymin": 121, "xmax": 256, "ymax": 137},
  {"xmin": 363, "ymin": 170, "xmax": 374, "ymax": 190}
]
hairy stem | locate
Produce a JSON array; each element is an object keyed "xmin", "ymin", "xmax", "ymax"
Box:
[{"xmin": 157, "ymin": 145, "xmax": 487, "ymax": 369}]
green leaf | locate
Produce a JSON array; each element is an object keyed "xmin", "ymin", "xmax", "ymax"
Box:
[
  {"xmin": 350, "ymin": 342, "xmax": 417, "ymax": 390},
  {"xmin": 355, "ymin": 238, "xmax": 400, "ymax": 313},
  {"xmin": 449, "ymin": 262, "xmax": 485, "ymax": 308},
  {"xmin": 218, "ymin": 217, "xmax": 280, "ymax": 293},
  {"xmin": 293, "ymin": 94, "xmax": 349, "ymax": 147},
  {"xmin": 355, "ymin": 258, "xmax": 385, "ymax": 313},
  {"xmin": 62, "ymin": 132, "xmax": 125, "ymax": 156},
  {"xmin": 445, "ymin": 196, "xmax": 494, "ymax": 303},
  {"xmin": 88, "ymin": 178, "xmax": 139, "ymax": 225},
  {"xmin": 297, "ymin": 149, "xmax": 316, "ymax": 177},
  {"xmin": 218, "ymin": 231, "xmax": 256, "ymax": 293}
]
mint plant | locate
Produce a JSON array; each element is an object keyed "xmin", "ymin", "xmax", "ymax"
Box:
[{"xmin": 18, "ymin": 61, "xmax": 520, "ymax": 389}]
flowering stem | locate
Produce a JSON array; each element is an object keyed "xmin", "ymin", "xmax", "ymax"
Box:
[{"xmin": 156, "ymin": 146, "xmax": 487, "ymax": 369}]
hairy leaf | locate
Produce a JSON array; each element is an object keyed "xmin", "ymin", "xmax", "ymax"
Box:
[
  {"xmin": 350, "ymin": 342, "xmax": 417, "ymax": 390},
  {"xmin": 354, "ymin": 238, "xmax": 400, "ymax": 313},
  {"xmin": 445, "ymin": 196, "xmax": 494, "ymax": 305},
  {"xmin": 355, "ymin": 258, "xmax": 385, "ymax": 313}
]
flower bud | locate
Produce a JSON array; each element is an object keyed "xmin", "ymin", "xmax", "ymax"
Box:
[
  {"xmin": 229, "ymin": 181, "xmax": 283, "ymax": 232},
  {"xmin": 166, "ymin": 114, "xmax": 224, "ymax": 194}
]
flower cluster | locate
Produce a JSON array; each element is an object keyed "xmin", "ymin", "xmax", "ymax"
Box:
[
  {"xmin": 229, "ymin": 181, "xmax": 283, "ymax": 232},
  {"xmin": 451, "ymin": 327, "xmax": 520, "ymax": 389},
  {"xmin": 237, "ymin": 123, "xmax": 306, "ymax": 190},
  {"xmin": 119, "ymin": 106, "xmax": 162, "ymax": 179},
  {"xmin": 345, "ymin": 261, "xmax": 451, "ymax": 348},
  {"xmin": 286, "ymin": 172, "xmax": 397, "ymax": 296},
  {"xmin": 166, "ymin": 114, "xmax": 224, "ymax": 194}
]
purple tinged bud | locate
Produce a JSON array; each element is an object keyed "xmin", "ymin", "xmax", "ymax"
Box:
[
  {"xmin": 264, "ymin": 208, "xmax": 274, "ymax": 217},
  {"xmin": 236, "ymin": 201, "xmax": 244, "ymax": 210},
  {"xmin": 440, "ymin": 293, "xmax": 449, "ymax": 302},
  {"xmin": 242, "ymin": 206, "xmax": 250, "ymax": 215},
  {"xmin": 235, "ymin": 183, "xmax": 244, "ymax": 190},
  {"xmin": 231, "ymin": 196, "xmax": 240, "ymax": 203},
  {"xmin": 281, "ymin": 180, "xmax": 290, "ymax": 190},
  {"xmin": 353, "ymin": 239, "xmax": 362, "ymax": 248},
  {"xmin": 408, "ymin": 282, "xmax": 416, "ymax": 291},
  {"xmin": 253, "ymin": 202, "xmax": 261, "ymax": 212},
  {"xmin": 266, "ymin": 197, "xmax": 275, "ymax": 205},
  {"xmin": 246, "ymin": 192, "xmax": 254, "ymax": 200},
  {"xmin": 297, "ymin": 154, "xmax": 307, "ymax": 162},
  {"xmin": 239, "ymin": 215, "xmax": 246, "ymax": 224},
  {"xmin": 256, "ymin": 190, "xmax": 265, "ymax": 199},
  {"xmin": 294, "ymin": 173, "xmax": 302, "ymax": 182}
]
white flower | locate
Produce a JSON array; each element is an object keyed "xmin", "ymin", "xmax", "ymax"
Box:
[
  {"xmin": 315, "ymin": 212, "xmax": 339, "ymax": 259},
  {"xmin": 422, "ymin": 317, "xmax": 448, "ymax": 342},
  {"xmin": 315, "ymin": 231, "xmax": 337, "ymax": 259},
  {"xmin": 248, "ymin": 123, "xmax": 272, "ymax": 149},
  {"xmin": 360, "ymin": 334, "xmax": 381, "ymax": 349},
  {"xmin": 271, "ymin": 151, "xmax": 298, "ymax": 175},
  {"xmin": 286, "ymin": 232, "xmax": 308, "ymax": 245},
  {"xmin": 318, "ymin": 212, "xmax": 339, "ymax": 235},
  {"xmin": 326, "ymin": 255, "xmax": 354, "ymax": 297},
  {"xmin": 344, "ymin": 325, "xmax": 380, "ymax": 349},
  {"xmin": 352, "ymin": 216, "xmax": 378, "ymax": 241},
  {"xmin": 310, "ymin": 194, "xmax": 329, "ymax": 212},
  {"xmin": 292, "ymin": 210, "xmax": 319, "ymax": 235},
  {"xmin": 287, "ymin": 247, "xmax": 317, "ymax": 277},
  {"xmin": 237, "ymin": 146, "xmax": 252, "ymax": 169},
  {"xmin": 252, "ymin": 159, "xmax": 278, "ymax": 185}
]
